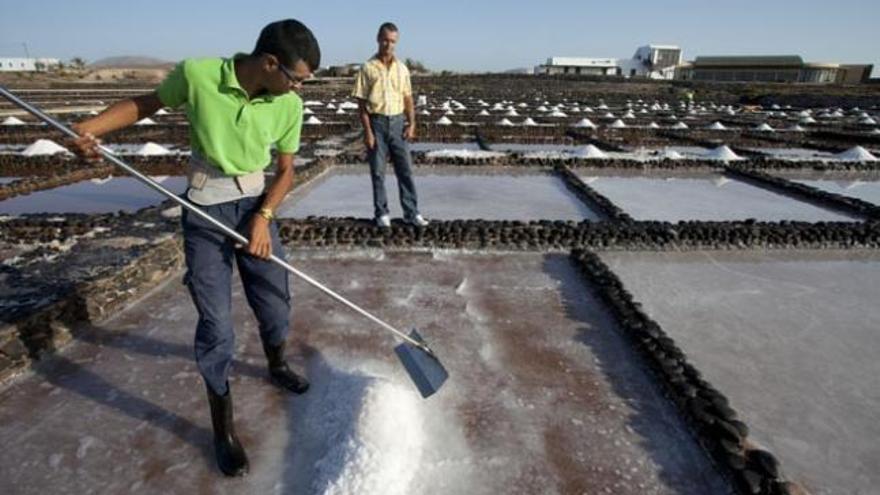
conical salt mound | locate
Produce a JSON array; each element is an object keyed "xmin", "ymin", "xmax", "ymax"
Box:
[
  {"xmin": 435, "ymin": 116, "xmax": 453, "ymax": 125},
  {"xmin": 800, "ymin": 116, "xmax": 817, "ymax": 125},
  {"xmin": 548, "ymin": 110, "xmax": 567, "ymax": 118},
  {"xmin": 707, "ymin": 121, "xmax": 727, "ymax": 130},
  {"xmin": 303, "ymin": 107, "xmax": 314, "ymax": 115},
  {"xmin": 608, "ymin": 119, "xmax": 627, "ymax": 128},
  {"xmin": 21, "ymin": 139, "xmax": 71, "ymax": 156},
  {"xmin": 497, "ymin": 118, "xmax": 515, "ymax": 127},
  {"xmin": 754, "ymin": 123, "xmax": 775, "ymax": 132},
  {"xmin": 707, "ymin": 145, "xmax": 743, "ymax": 162},
  {"xmin": 835, "ymin": 146, "xmax": 877, "ymax": 162},
  {"xmin": 2, "ymin": 116, "xmax": 25, "ymax": 125},
  {"xmin": 135, "ymin": 142, "xmax": 171, "ymax": 156},
  {"xmin": 521, "ymin": 118, "xmax": 539, "ymax": 126},
  {"xmin": 573, "ymin": 144, "xmax": 608, "ymax": 159},
  {"xmin": 858, "ymin": 117, "xmax": 877, "ymax": 125},
  {"xmin": 573, "ymin": 118, "xmax": 596, "ymax": 128},
  {"xmin": 660, "ymin": 148, "xmax": 683, "ymax": 160},
  {"xmin": 671, "ymin": 122, "xmax": 689, "ymax": 129},
  {"xmin": 787, "ymin": 124, "xmax": 805, "ymax": 132},
  {"xmin": 477, "ymin": 110, "xmax": 490, "ymax": 116},
  {"xmin": 647, "ymin": 122, "xmax": 660, "ymax": 129},
  {"xmin": 504, "ymin": 109, "xmax": 519, "ymax": 117},
  {"xmin": 154, "ymin": 108, "xmax": 169, "ymax": 116},
  {"xmin": 135, "ymin": 118, "xmax": 156, "ymax": 126},
  {"xmin": 305, "ymin": 116, "xmax": 323, "ymax": 125}
]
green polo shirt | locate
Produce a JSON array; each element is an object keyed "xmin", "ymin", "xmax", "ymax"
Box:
[{"xmin": 156, "ymin": 54, "xmax": 303, "ymax": 176}]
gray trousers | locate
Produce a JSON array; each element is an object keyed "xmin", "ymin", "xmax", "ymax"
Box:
[
  {"xmin": 368, "ymin": 114, "xmax": 420, "ymax": 220},
  {"xmin": 181, "ymin": 194, "xmax": 289, "ymax": 396}
]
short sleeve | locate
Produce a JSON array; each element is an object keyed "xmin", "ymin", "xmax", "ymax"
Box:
[
  {"xmin": 276, "ymin": 98, "xmax": 303, "ymax": 154},
  {"xmin": 156, "ymin": 61, "xmax": 188, "ymax": 109},
  {"xmin": 351, "ymin": 66, "xmax": 369, "ymax": 100}
]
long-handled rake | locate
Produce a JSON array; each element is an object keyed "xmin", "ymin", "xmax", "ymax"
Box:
[{"xmin": 0, "ymin": 86, "xmax": 448, "ymax": 398}]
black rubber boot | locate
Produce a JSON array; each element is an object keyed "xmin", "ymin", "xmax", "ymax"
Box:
[
  {"xmin": 206, "ymin": 383, "xmax": 249, "ymax": 477},
  {"xmin": 263, "ymin": 341, "xmax": 310, "ymax": 394}
]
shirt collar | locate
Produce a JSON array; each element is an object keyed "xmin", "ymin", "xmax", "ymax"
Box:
[
  {"xmin": 370, "ymin": 54, "xmax": 399, "ymax": 69},
  {"xmin": 221, "ymin": 53, "xmax": 276, "ymax": 103}
]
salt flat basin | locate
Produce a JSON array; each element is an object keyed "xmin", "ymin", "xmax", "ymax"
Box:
[
  {"xmin": 0, "ymin": 176, "xmax": 187, "ymax": 215},
  {"xmin": 793, "ymin": 178, "xmax": 880, "ymax": 206},
  {"xmin": 601, "ymin": 250, "xmax": 880, "ymax": 495},
  {"xmin": 579, "ymin": 172, "xmax": 858, "ymax": 222},
  {"xmin": 0, "ymin": 251, "xmax": 727, "ymax": 494},
  {"xmin": 279, "ymin": 166, "xmax": 602, "ymax": 221},
  {"xmin": 0, "ymin": 177, "xmax": 19, "ymax": 184}
]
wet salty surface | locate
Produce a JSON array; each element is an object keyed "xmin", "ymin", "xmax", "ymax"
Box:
[
  {"xmin": 0, "ymin": 177, "xmax": 187, "ymax": 215},
  {"xmin": 0, "ymin": 251, "xmax": 726, "ymax": 494},
  {"xmin": 278, "ymin": 167, "xmax": 602, "ymax": 221},
  {"xmin": 581, "ymin": 173, "xmax": 858, "ymax": 222},
  {"xmin": 602, "ymin": 250, "xmax": 880, "ymax": 495},
  {"xmin": 793, "ymin": 179, "xmax": 880, "ymax": 206}
]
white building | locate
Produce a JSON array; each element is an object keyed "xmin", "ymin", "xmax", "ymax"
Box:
[
  {"xmin": 0, "ymin": 58, "xmax": 61, "ymax": 72},
  {"xmin": 536, "ymin": 45, "xmax": 682, "ymax": 79}
]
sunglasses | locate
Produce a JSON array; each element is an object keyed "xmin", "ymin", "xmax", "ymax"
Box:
[{"xmin": 278, "ymin": 64, "xmax": 308, "ymax": 87}]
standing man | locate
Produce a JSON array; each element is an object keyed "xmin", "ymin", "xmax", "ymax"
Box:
[
  {"xmin": 353, "ymin": 22, "xmax": 428, "ymax": 228},
  {"xmin": 70, "ymin": 20, "xmax": 319, "ymax": 477}
]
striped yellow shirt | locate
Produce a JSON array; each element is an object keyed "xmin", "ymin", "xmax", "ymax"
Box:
[{"xmin": 351, "ymin": 56, "xmax": 412, "ymax": 116}]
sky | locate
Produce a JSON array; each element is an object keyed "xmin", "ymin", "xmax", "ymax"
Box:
[{"xmin": 1, "ymin": 0, "xmax": 878, "ymax": 76}]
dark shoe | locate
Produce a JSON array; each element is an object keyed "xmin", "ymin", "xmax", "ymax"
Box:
[
  {"xmin": 263, "ymin": 341, "xmax": 310, "ymax": 394},
  {"xmin": 206, "ymin": 383, "xmax": 249, "ymax": 477}
]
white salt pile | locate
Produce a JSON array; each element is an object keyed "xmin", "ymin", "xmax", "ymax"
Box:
[
  {"xmin": 154, "ymin": 108, "xmax": 169, "ymax": 116},
  {"xmin": 754, "ymin": 123, "xmax": 775, "ymax": 132},
  {"xmin": 608, "ymin": 119, "xmax": 627, "ymax": 128},
  {"xmin": 21, "ymin": 139, "xmax": 71, "ymax": 156},
  {"xmin": 435, "ymin": 116, "xmax": 453, "ymax": 126},
  {"xmin": 134, "ymin": 142, "xmax": 171, "ymax": 156},
  {"xmin": 548, "ymin": 110, "xmax": 567, "ymax": 118},
  {"xmin": 706, "ymin": 145, "xmax": 743, "ymax": 162},
  {"xmin": 707, "ymin": 121, "xmax": 728, "ymax": 130},
  {"xmin": 496, "ymin": 118, "xmax": 515, "ymax": 127},
  {"xmin": 572, "ymin": 118, "xmax": 596, "ymax": 128},
  {"xmin": 305, "ymin": 116, "xmax": 323, "ymax": 125},
  {"xmin": 521, "ymin": 118, "xmax": 539, "ymax": 126},
  {"xmin": 835, "ymin": 146, "xmax": 877, "ymax": 162},
  {"xmin": 660, "ymin": 148, "xmax": 684, "ymax": 160},
  {"xmin": 573, "ymin": 144, "xmax": 608, "ymax": 159},
  {"xmin": 2, "ymin": 116, "xmax": 26, "ymax": 125},
  {"xmin": 134, "ymin": 118, "xmax": 156, "ymax": 126},
  {"xmin": 671, "ymin": 122, "xmax": 689, "ymax": 129}
]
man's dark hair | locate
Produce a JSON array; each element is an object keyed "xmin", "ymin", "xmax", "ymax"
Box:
[
  {"xmin": 253, "ymin": 19, "xmax": 321, "ymax": 71},
  {"xmin": 377, "ymin": 22, "xmax": 399, "ymax": 37}
]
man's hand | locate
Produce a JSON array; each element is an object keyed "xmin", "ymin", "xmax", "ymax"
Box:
[
  {"xmin": 246, "ymin": 215, "xmax": 273, "ymax": 260},
  {"xmin": 70, "ymin": 123, "xmax": 103, "ymax": 163},
  {"xmin": 404, "ymin": 123, "xmax": 416, "ymax": 141},
  {"xmin": 364, "ymin": 131, "xmax": 376, "ymax": 151}
]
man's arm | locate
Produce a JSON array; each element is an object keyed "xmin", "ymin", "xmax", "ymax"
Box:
[
  {"xmin": 403, "ymin": 94, "xmax": 416, "ymax": 141},
  {"xmin": 71, "ymin": 92, "xmax": 164, "ymax": 161},
  {"xmin": 246, "ymin": 152, "xmax": 295, "ymax": 259},
  {"xmin": 357, "ymin": 99, "xmax": 375, "ymax": 150}
]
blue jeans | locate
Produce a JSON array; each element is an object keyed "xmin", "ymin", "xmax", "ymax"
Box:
[
  {"xmin": 368, "ymin": 114, "xmax": 420, "ymax": 220},
  {"xmin": 180, "ymin": 194, "xmax": 290, "ymax": 396}
]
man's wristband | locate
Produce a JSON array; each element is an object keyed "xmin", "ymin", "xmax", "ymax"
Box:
[{"xmin": 258, "ymin": 207, "xmax": 275, "ymax": 221}]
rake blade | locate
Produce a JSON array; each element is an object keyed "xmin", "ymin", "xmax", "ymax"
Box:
[{"xmin": 394, "ymin": 329, "xmax": 448, "ymax": 398}]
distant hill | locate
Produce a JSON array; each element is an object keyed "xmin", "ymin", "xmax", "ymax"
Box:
[{"xmin": 90, "ymin": 56, "xmax": 174, "ymax": 68}]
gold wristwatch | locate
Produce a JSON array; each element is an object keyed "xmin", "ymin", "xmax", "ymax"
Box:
[{"xmin": 258, "ymin": 207, "xmax": 275, "ymax": 221}]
